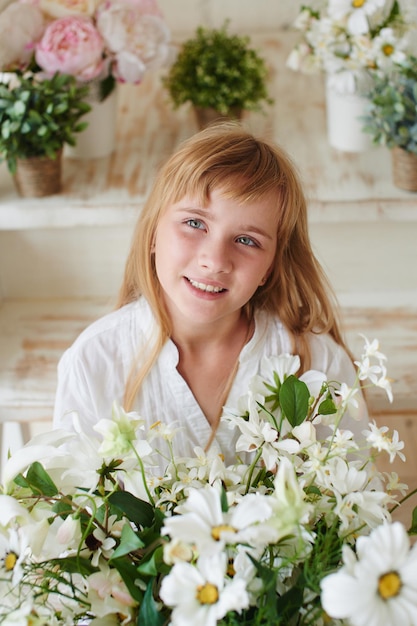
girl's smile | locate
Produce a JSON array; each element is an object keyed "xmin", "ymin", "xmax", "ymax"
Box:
[{"xmin": 185, "ymin": 277, "xmax": 227, "ymax": 294}]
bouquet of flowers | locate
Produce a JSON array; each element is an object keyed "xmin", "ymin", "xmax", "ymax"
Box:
[
  {"xmin": 0, "ymin": 0, "xmax": 170, "ymax": 100},
  {"xmin": 1, "ymin": 336, "xmax": 416, "ymax": 626},
  {"xmin": 286, "ymin": 0, "xmax": 416, "ymax": 94}
]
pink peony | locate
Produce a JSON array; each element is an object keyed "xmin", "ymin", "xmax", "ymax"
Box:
[
  {"xmin": 0, "ymin": 3, "xmax": 45, "ymax": 71},
  {"xmin": 35, "ymin": 16, "xmax": 104, "ymax": 81},
  {"xmin": 96, "ymin": 2, "xmax": 170, "ymax": 83}
]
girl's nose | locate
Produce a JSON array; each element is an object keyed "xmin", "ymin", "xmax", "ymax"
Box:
[{"xmin": 198, "ymin": 238, "xmax": 232, "ymax": 274}]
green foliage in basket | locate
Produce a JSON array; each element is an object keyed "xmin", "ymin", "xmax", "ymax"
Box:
[
  {"xmin": 362, "ymin": 57, "xmax": 417, "ymax": 154},
  {"xmin": 0, "ymin": 72, "xmax": 91, "ymax": 174},
  {"xmin": 162, "ymin": 22, "xmax": 273, "ymax": 116}
]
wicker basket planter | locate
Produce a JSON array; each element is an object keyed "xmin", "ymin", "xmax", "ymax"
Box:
[
  {"xmin": 13, "ymin": 151, "xmax": 62, "ymax": 197},
  {"xmin": 193, "ymin": 107, "xmax": 242, "ymax": 130},
  {"xmin": 391, "ymin": 147, "xmax": 417, "ymax": 192}
]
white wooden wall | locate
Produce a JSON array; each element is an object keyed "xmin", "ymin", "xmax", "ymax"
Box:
[{"xmin": 158, "ymin": 0, "xmax": 300, "ymax": 36}]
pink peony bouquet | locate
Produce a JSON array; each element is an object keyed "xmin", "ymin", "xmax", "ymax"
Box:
[{"xmin": 0, "ymin": 0, "xmax": 171, "ymax": 98}]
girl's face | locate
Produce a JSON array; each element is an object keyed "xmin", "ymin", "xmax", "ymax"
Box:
[{"xmin": 153, "ymin": 187, "xmax": 279, "ymax": 333}]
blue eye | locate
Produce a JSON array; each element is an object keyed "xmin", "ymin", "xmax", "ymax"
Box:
[
  {"xmin": 186, "ymin": 219, "xmax": 205, "ymax": 230},
  {"xmin": 236, "ymin": 236, "xmax": 257, "ymax": 247}
]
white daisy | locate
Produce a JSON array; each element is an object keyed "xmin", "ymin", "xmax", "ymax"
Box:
[
  {"xmin": 159, "ymin": 552, "xmax": 249, "ymax": 626},
  {"xmin": 328, "ymin": 0, "xmax": 389, "ymax": 35},
  {"xmin": 321, "ymin": 522, "xmax": 417, "ymax": 626},
  {"xmin": 161, "ymin": 485, "xmax": 271, "ymax": 556},
  {"xmin": 0, "ymin": 527, "xmax": 30, "ymax": 585}
]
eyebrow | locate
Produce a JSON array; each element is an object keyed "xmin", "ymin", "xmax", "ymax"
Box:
[{"xmin": 175, "ymin": 206, "xmax": 274, "ymax": 240}]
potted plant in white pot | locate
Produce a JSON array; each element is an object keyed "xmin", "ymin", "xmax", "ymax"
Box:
[
  {"xmin": 286, "ymin": 0, "xmax": 415, "ymax": 152},
  {"xmin": 362, "ymin": 55, "xmax": 417, "ymax": 191},
  {"xmin": 162, "ymin": 22, "xmax": 273, "ymax": 129},
  {"xmin": 0, "ymin": 72, "xmax": 90, "ymax": 197}
]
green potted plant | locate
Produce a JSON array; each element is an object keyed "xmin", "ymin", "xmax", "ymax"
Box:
[
  {"xmin": 0, "ymin": 72, "xmax": 91, "ymax": 197},
  {"xmin": 162, "ymin": 22, "xmax": 273, "ymax": 129},
  {"xmin": 362, "ymin": 57, "xmax": 417, "ymax": 191}
]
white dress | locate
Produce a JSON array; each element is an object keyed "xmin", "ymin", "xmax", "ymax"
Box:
[{"xmin": 53, "ymin": 297, "xmax": 363, "ymax": 470}]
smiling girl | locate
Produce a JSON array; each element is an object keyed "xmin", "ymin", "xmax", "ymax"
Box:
[{"xmin": 53, "ymin": 123, "xmax": 363, "ymax": 468}]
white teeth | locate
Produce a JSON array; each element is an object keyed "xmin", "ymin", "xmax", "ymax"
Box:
[{"xmin": 188, "ymin": 278, "xmax": 224, "ymax": 293}]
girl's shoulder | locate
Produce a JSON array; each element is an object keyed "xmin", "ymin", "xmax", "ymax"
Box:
[
  {"xmin": 253, "ymin": 311, "xmax": 355, "ymax": 384},
  {"xmin": 248, "ymin": 310, "xmax": 291, "ymax": 356},
  {"xmin": 252, "ymin": 310, "xmax": 347, "ymax": 361},
  {"xmin": 61, "ymin": 297, "xmax": 154, "ymax": 361}
]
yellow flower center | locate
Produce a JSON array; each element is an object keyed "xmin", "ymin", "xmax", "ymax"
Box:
[
  {"xmin": 4, "ymin": 552, "xmax": 17, "ymax": 571},
  {"xmin": 227, "ymin": 558, "xmax": 236, "ymax": 577},
  {"xmin": 378, "ymin": 571, "xmax": 402, "ymax": 599},
  {"xmin": 211, "ymin": 524, "xmax": 236, "ymax": 541},
  {"xmin": 196, "ymin": 583, "xmax": 219, "ymax": 605},
  {"xmin": 382, "ymin": 44, "xmax": 395, "ymax": 57},
  {"xmin": 352, "ymin": 0, "xmax": 365, "ymax": 7}
]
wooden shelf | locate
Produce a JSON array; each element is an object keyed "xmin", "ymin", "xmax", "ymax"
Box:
[{"xmin": 1, "ymin": 33, "xmax": 416, "ymax": 231}]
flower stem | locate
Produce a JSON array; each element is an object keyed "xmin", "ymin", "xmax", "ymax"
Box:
[
  {"xmin": 130, "ymin": 442, "xmax": 155, "ymax": 506},
  {"xmin": 389, "ymin": 486, "xmax": 417, "ymax": 513},
  {"xmin": 244, "ymin": 447, "xmax": 263, "ymax": 494}
]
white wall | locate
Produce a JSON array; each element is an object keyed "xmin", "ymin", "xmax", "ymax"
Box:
[
  {"xmin": 0, "ymin": 228, "xmax": 130, "ymax": 299},
  {"xmin": 158, "ymin": 0, "xmax": 300, "ymax": 37},
  {"xmin": 158, "ymin": 0, "xmax": 416, "ymax": 37}
]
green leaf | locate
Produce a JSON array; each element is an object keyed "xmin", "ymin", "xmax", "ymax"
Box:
[
  {"xmin": 99, "ymin": 75, "xmax": 116, "ymax": 101},
  {"xmin": 111, "ymin": 556, "xmax": 143, "ymax": 602},
  {"xmin": 26, "ymin": 461, "xmax": 59, "ymax": 496},
  {"xmin": 48, "ymin": 555, "xmax": 97, "ymax": 576},
  {"xmin": 1, "ymin": 123, "xmax": 11, "ymax": 139},
  {"xmin": 279, "ymin": 375, "xmax": 310, "ymax": 427},
  {"xmin": 52, "ymin": 497, "xmax": 74, "ymax": 518},
  {"xmin": 220, "ymin": 484, "xmax": 229, "ymax": 513},
  {"xmin": 304, "ymin": 485, "xmax": 321, "ymax": 496},
  {"xmin": 13, "ymin": 101, "xmax": 26, "ymax": 116},
  {"xmin": 137, "ymin": 579, "xmax": 166, "ymax": 626},
  {"xmin": 108, "ymin": 491, "xmax": 155, "ymax": 528},
  {"xmin": 110, "ymin": 522, "xmax": 145, "ymax": 560},
  {"xmin": 318, "ymin": 396, "xmax": 337, "ymax": 415},
  {"xmin": 136, "ymin": 546, "xmax": 167, "ymax": 577},
  {"xmin": 276, "ymin": 583, "xmax": 304, "ymax": 623}
]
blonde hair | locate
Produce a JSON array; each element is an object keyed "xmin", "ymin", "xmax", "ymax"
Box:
[{"xmin": 117, "ymin": 122, "xmax": 348, "ymax": 410}]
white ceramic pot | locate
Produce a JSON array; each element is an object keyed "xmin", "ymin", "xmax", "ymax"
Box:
[
  {"xmin": 65, "ymin": 84, "xmax": 118, "ymax": 160},
  {"xmin": 325, "ymin": 76, "xmax": 373, "ymax": 153}
]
